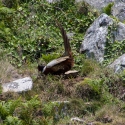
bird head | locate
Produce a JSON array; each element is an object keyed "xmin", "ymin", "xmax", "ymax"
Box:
[{"xmin": 38, "ymin": 65, "xmax": 45, "ymax": 72}]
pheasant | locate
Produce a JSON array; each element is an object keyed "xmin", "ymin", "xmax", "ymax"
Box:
[{"xmin": 38, "ymin": 22, "xmax": 74, "ymax": 75}]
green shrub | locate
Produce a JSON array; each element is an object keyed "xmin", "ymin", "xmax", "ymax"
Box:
[
  {"xmin": 103, "ymin": 2, "xmax": 114, "ymax": 15},
  {"xmin": 41, "ymin": 53, "xmax": 60, "ymax": 64},
  {"xmin": 69, "ymin": 99, "xmax": 101, "ymax": 116},
  {"xmin": 74, "ymin": 55, "xmax": 100, "ymax": 76},
  {"xmin": 75, "ymin": 78, "xmax": 104, "ymax": 100},
  {"xmin": 43, "ymin": 101, "xmax": 69, "ymax": 124},
  {"xmin": 80, "ymin": 59, "xmax": 99, "ymax": 76},
  {"xmin": 0, "ymin": 96, "xmax": 47, "ymax": 125},
  {"xmin": 4, "ymin": 116, "xmax": 23, "ymax": 125},
  {"xmin": 69, "ymin": 99, "xmax": 85, "ymax": 115},
  {"xmin": 0, "ymin": 99, "xmax": 20, "ymax": 120},
  {"xmin": 88, "ymin": 67, "xmax": 124, "ymax": 102},
  {"xmin": 0, "ymin": 0, "xmax": 97, "ymax": 67},
  {"xmin": 103, "ymin": 21, "xmax": 125, "ymax": 65}
]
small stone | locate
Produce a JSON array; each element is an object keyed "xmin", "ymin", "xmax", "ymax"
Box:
[
  {"xmin": 64, "ymin": 70, "xmax": 79, "ymax": 78},
  {"xmin": 2, "ymin": 77, "xmax": 33, "ymax": 93},
  {"xmin": 71, "ymin": 117, "xmax": 85, "ymax": 124}
]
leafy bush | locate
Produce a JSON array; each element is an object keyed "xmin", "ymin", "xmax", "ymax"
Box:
[
  {"xmin": 0, "ymin": 0, "xmax": 96, "ymax": 67},
  {"xmin": 0, "ymin": 95, "xmax": 71, "ymax": 124},
  {"xmin": 103, "ymin": 2, "xmax": 114, "ymax": 15},
  {"xmin": 0, "ymin": 96, "xmax": 45, "ymax": 125},
  {"xmin": 103, "ymin": 21, "xmax": 125, "ymax": 65},
  {"xmin": 43, "ymin": 101, "xmax": 69, "ymax": 124},
  {"xmin": 41, "ymin": 53, "xmax": 60, "ymax": 64},
  {"xmin": 80, "ymin": 59, "xmax": 99, "ymax": 76},
  {"xmin": 0, "ymin": 99, "xmax": 20, "ymax": 120},
  {"xmin": 4, "ymin": 116, "xmax": 23, "ymax": 125},
  {"xmin": 75, "ymin": 78, "xmax": 104, "ymax": 100}
]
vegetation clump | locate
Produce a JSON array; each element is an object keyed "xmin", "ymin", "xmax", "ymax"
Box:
[{"xmin": 102, "ymin": 2, "xmax": 114, "ymax": 16}]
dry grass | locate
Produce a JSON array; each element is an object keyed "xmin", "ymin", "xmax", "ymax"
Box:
[
  {"xmin": 93, "ymin": 104, "xmax": 125, "ymax": 125},
  {"xmin": 0, "ymin": 59, "xmax": 21, "ymax": 83}
]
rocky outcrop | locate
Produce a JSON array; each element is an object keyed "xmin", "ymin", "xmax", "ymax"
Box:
[
  {"xmin": 80, "ymin": 13, "xmax": 125, "ymax": 62},
  {"xmin": 76, "ymin": 0, "xmax": 125, "ymax": 22},
  {"xmin": 108, "ymin": 54, "xmax": 125, "ymax": 73},
  {"xmin": 112, "ymin": 0, "xmax": 125, "ymax": 22},
  {"xmin": 75, "ymin": 0, "xmax": 115, "ymax": 12},
  {"xmin": 80, "ymin": 13, "xmax": 113, "ymax": 62},
  {"xmin": 115, "ymin": 22, "xmax": 125, "ymax": 41}
]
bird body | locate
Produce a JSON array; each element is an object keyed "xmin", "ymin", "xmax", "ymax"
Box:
[{"xmin": 38, "ymin": 22, "xmax": 74, "ymax": 75}]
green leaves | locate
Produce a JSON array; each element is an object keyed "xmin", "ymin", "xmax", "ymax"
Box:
[
  {"xmin": 0, "ymin": 96, "xmax": 43, "ymax": 124},
  {"xmin": 5, "ymin": 116, "xmax": 23, "ymax": 125},
  {"xmin": 0, "ymin": 99, "xmax": 20, "ymax": 119},
  {"xmin": 104, "ymin": 22, "xmax": 125, "ymax": 65},
  {"xmin": 42, "ymin": 53, "xmax": 60, "ymax": 63},
  {"xmin": 103, "ymin": 2, "xmax": 114, "ymax": 16},
  {"xmin": 0, "ymin": 0, "xmax": 97, "ymax": 68}
]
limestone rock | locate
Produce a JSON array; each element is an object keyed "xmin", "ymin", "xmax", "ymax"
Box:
[
  {"xmin": 2, "ymin": 77, "xmax": 33, "ymax": 93},
  {"xmin": 80, "ymin": 13, "xmax": 125, "ymax": 62},
  {"xmin": 71, "ymin": 117, "xmax": 85, "ymax": 124},
  {"xmin": 80, "ymin": 13, "xmax": 113, "ymax": 62},
  {"xmin": 108, "ymin": 54, "xmax": 125, "ymax": 73},
  {"xmin": 114, "ymin": 22, "xmax": 125, "ymax": 41},
  {"xmin": 112, "ymin": 0, "xmax": 125, "ymax": 22}
]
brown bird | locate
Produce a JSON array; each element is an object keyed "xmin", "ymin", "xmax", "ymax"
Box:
[{"xmin": 38, "ymin": 22, "xmax": 74, "ymax": 75}]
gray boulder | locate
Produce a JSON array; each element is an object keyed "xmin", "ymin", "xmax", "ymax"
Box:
[
  {"xmin": 80, "ymin": 13, "xmax": 125, "ymax": 62},
  {"xmin": 108, "ymin": 54, "xmax": 125, "ymax": 73},
  {"xmin": 112, "ymin": 0, "xmax": 125, "ymax": 22},
  {"xmin": 2, "ymin": 77, "xmax": 33, "ymax": 93},
  {"xmin": 80, "ymin": 13, "xmax": 113, "ymax": 62},
  {"xmin": 115, "ymin": 22, "xmax": 125, "ymax": 41}
]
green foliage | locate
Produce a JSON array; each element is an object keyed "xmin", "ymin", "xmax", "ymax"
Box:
[
  {"xmin": 43, "ymin": 101, "xmax": 68, "ymax": 124},
  {"xmin": 103, "ymin": 2, "xmax": 114, "ymax": 15},
  {"xmin": 18, "ymin": 95, "xmax": 41, "ymax": 124},
  {"xmin": 103, "ymin": 21, "xmax": 125, "ymax": 65},
  {"xmin": 0, "ymin": 95, "xmax": 69, "ymax": 124},
  {"xmin": 0, "ymin": 96, "xmax": 45, "ymax": 125},
  {"xmin": 0, "ymin": 0, "xmax": 96, "ymax": 67},
  {"xmin": 43, "ymin": 102, "xmax": 59, "ymax": 117},
  {"xmin": 4, "ymin": 116, "xmax": 23, "ymax": 125},
  {"xmin": 75, "ymin": 78, "xmax": 104, "ymax": 100},
  {"xmin": 80, "ymin": 59, "xmax": 99, "ymax": 76},
  {"xmin": 88, "ymin": 66, "xmax": 124, "ymax": 103},
  {"xmin": 0, "ymin": 99, "xmax": 20, "ymax": 120},
  {"xmin": 69, "ymin": 99, "xmax": 85, "ymax": 115},
  {"xmin": 70, "ymin": 99, "xmax": 101, "ymax": 116},
  {"xmin": 41, "ymin": 53, "xmax": 60, "ymax": 64},
  {"xmin": 74, "ymin": 55, "xmax": 100, "ymax": 77},
  {"xmin": 104, "ymin": 40, "xmax": 125, "ymax": 65}
]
